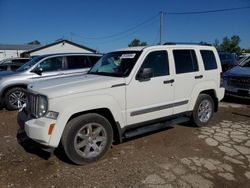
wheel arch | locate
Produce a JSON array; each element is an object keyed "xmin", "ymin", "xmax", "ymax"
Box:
[
  {"xmin": 1, "ymin": 84, "xmax": 28, "ymax": 99},
  {"xmin": 67, "ymin": 108, "xmax": 123, "ymax": 144},
  {"xmin": 200, "ymin": 89, "xmax": 218, "ymax": 112}
]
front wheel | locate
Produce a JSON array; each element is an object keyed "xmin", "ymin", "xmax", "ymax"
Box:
[
  {"xmin": 191, "ymin": 94, "xmax": 214, "ymax": 127},
  {"xmin": 61, "ymin": 113, "xmax": 113, "ymax": 165},
  {"xmin": 5, "ymin": 87, "xmax": 28, "ymax": 110}
]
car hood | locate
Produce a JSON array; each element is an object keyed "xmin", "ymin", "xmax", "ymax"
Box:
[
  {"xmin": 28, "ymin": 74, "xmax": 125, "ymax": 99},
  {"xmin": 225, "ymin": 66, "xmax": 250, "ymax": 77}
]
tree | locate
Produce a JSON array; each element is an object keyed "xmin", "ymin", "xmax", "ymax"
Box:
[
  {"xmin": 213, "ymin": 39, "xmax": 220, "ymax": 49},
  {"xmin": 217, "ymin": 35, "xmax": 241, "ymax": 54},
  {"xmin": 27, "ymin": 40, "xmax": 41, "ymax": 45},
  {"xmin": 128, "ymin": 38, "xmax": 147, "ymax": 47}
]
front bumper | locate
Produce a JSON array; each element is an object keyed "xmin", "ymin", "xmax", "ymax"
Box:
[
  {"xmin": 224, "ymin": 83, "xmax": 250, "ymax": 99},
  {"xmin": 17, "ymin": 110, "xmax": 56, "ymax": 146}
]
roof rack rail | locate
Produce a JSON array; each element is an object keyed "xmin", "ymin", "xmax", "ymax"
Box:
[{"xmin": 163, "ymin": 42, "xmax": 212, "ymax": 46}]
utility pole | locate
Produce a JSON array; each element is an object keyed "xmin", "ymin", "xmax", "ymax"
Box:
[{"xmin": 160, "ymin": 11, "xmax": 165, "ymax": 45}]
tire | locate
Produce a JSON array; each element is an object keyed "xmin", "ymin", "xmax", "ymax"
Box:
[
  {"xmin": 61, "ymin": 113, "xmax": 113, "ymax": 165},
  {"xmin": 5, "ymin": 87, "xmax": 28, "ymax": 110},
  {"xmin": 191, "ymin": 94, "xmax": 214, "ymax": 127}
]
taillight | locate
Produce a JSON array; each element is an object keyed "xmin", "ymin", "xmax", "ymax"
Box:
[{"xmin": 220, "ymin": 72, "xmax": 224, "ymax": 88}]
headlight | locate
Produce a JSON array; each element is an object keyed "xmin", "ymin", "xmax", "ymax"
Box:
[{"xmin": 38, "ymin": 95, "xmax": 48, "ymax": 118}]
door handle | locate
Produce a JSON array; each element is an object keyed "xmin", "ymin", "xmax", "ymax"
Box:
[
  {"xmin": 163, "ymin": 79, "xmax": 175, "ymax": 84},
  {"xmin": 195, "ymin": 75, "xmax": 203, "ymax": 79}
]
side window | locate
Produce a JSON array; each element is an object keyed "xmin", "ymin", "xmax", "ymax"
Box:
[
  {"xmin": 200, "ymin": 50, "xmax": 217, "ymax": 70},
  {"xmin": 66, "ymin": 56, "xmax": 90, "ymax": 69},
  {"xmin": 139, "ymin": 51, "xmax": 169, "ymax": 77},
  {"xmin": 37, "ymin": 57, "xmax": 63, "ymax": 72},
  {"xmin": 173, "ymin": 50, "xmax": 198, "ymax": 74},
  {"xmin": 88, "ymin": 56, "xmax": 101, "ymax": 66}
]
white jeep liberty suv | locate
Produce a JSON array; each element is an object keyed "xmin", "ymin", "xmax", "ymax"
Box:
[{"xmin": 18, "ymin": 43, "xmax": 225, "ymax": 165}]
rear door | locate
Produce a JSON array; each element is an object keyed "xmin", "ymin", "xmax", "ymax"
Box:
[{"xmin": 171, "ymin": 49, "xmax": 202, "ymax": 114}]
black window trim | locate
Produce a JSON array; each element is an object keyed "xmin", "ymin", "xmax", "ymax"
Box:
[
  {"xmin": 173, "ymin": 49, "xmax": 199, "ymax": 74},
  {"xmin": 200, "ymin": 50, "xmax": 218, "ymax": 71},
  {"xmin": 136, "ymin": 50, "xmax": 170, "ymax": 79}
]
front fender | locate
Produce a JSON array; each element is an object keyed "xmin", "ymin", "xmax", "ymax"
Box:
[{"xmin": 48, "ymin": 92, "xmax": 125, "ymax": 147}]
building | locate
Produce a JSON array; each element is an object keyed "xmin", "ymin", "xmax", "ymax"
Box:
[
  {"xmin": 21, "ymin": 40, "xmax": 97, "ymax": 57},
  {"xmin": 0, "ymin": 44, "xmax": 41, "ymax": 61}
]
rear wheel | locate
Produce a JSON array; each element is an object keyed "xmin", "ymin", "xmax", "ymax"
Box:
[
  {"xmin": 61, "ymin": 113, "xmax": 113, "ymax": 165},
  {"xmin": 5, "ymin": 87, "xmax": 27, "ymax": 110},
  {"xmin": 191, "ymin": 94, "xmax": 214, "ymax": 127}
]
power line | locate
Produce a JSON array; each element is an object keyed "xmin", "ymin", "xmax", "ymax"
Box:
[
  {"xmin": 72, "ymin": 14, "xmax": 159, "ymax": 40},
  {"xmin": 95, "ymin": 18, "xmax": 159, "ymax": 45},
  {"xmin": 166, "ymin": 6, "xmax": 250, "ymax": 15}
]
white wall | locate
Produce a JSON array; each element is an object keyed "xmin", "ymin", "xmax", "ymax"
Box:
[
  {"xmin": 30, "ymin": 42, "xmax": 93, "ymax": 56},
  {"xmin": 0, "ymin": 50, "xmax": 26, "ymax": 61}
]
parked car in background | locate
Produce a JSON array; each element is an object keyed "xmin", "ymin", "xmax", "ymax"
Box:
[
  {"xmin": 218, "ymin": 52, "xmax": 238, "ymax": 72},
  {"xmin": 0, "ymin": 58, "xmax": 30, "ymax": 71},
  {"xmin": 0, "ymin": 53, "xmax": 102, "ymax": 110},
  {"xmin": 224, "ymin": 55, "xmax": 250, "ymax": 99}
]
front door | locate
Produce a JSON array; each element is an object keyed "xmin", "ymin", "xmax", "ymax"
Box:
[
  {"xmin": 126, "ymin": 50, "xmax": 174, "ymax": 125},
  {"xmin": 31, "ymin": 56, "xmax": 64, "ymax": 80}
]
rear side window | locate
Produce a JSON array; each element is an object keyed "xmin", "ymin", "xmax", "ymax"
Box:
[
  {"xmin": 200, "ymin": 50, "xmax": 217, "ymax": 70},
  {"xmin": 173, "ymin": 50, "xmax": 198, "ymax": 74},
  {"xmin": 139, "ymin": 51, "xmax": 169, "ymax": 77},
  {"xmin": 66, "ymin": 56, "xmax": 91, "ymax": 69}
]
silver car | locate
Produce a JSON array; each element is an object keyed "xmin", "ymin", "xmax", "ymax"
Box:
[
  {"xmin": 224, "ymin": 56, "xmax": 250, "ymax": 99},
  {"xmin": 0, "ymin": 53, "xmax": 101, "ymax": 110}
]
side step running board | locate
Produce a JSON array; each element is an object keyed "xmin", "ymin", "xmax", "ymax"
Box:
[{"xmin": 124, "ymin": 117, "xmax": 190, "ymax": 139}]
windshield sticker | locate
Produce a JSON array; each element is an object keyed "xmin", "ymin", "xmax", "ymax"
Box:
[{"xmin": 120, "ymin": 54, "xmax": 136, "ymax": 59}]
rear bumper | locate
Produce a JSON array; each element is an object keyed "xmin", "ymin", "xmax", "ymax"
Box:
[{"xmin": 217, "ymin": 88, "xmax": 225, "ymax": 101}]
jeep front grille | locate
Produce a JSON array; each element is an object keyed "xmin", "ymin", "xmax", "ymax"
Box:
[
  {"xmin": 27, "ymin": 93, "xmax": 39, "ymax": 118},
  {"xmin": 227, "ymin": 76, "xmax": 250, "ymax": 89}
]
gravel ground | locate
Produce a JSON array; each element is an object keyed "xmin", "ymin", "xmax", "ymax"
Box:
[{"xmin": 0, "ymin": 96, "xmax": 250, "ymax": 188}]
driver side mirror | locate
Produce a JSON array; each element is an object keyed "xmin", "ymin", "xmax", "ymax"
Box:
[
  {"xmin": 32, "ymin": 67, "xmax": 43, "ymax": 75},
  {"xmin": 136, "ymin": 68, "xmax": 153, "ymax": 82}
]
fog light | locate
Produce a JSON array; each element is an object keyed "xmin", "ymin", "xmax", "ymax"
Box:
[{"xmin": 45, "ymin": 111, "xmax": 59, "ymax": 119}]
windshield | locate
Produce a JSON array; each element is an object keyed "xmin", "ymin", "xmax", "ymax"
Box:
[
  {"xmin": 88, "ymin": 51, "xmax": 142, "ymax": 77},
  {"xmin": 16, "ymin": 56, "xmax": 44, "ymax": 71},
  {"xmin": 240, "ymin": 56, "xmax": 250, "ymax": 67}
]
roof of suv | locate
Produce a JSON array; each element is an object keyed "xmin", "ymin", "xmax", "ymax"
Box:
[{"xmin": 115, "ymin": 43, "xmax": 215, "ymax": 52}]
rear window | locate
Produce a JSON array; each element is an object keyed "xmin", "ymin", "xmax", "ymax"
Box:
[
  {"xmin": 88, "ymin": 56, "xmax": 101, "ymax": 65},
  {"xmin": 66, "ymin": 56, "xmax": 92, "ymax": 69},
  {"xmin": 200, "ymin": 50, "xmax": 217, "ymax": 70},
  {"xmin": 173, "ymin": 50, "xmax": 198, "ymax": 74},
  {"xmin": 12, "ymin": 59, "xmax": 29, "ymax": 64}
]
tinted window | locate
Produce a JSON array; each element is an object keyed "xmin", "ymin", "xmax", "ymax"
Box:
[
  {"xmin": 88, "ymin": 56, "xmax": 101, "ymax": 65},
  {"xmin": 12, "ymin": 59, "xmax": 29, "ymax": 64},
  {"xmin": 139, "ymin": 51, "xmax": 169, "ymax": 77},
  {"xmin": 173, "ymin": 50, "xmax": 198, "ymax": 74},
  {"xmin": 37, "ymin": 57, "xmax": 63, "ymax": 72},
  {"xmin": 66, "ymin": 56, "xmax": 91, "ymax": 69},
  {"xmin": 200, "ymin": 50, "xmax": 217, "ymax": 70}
]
